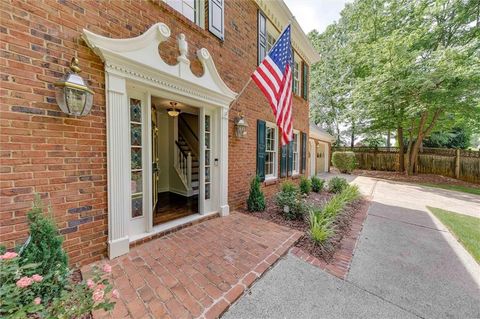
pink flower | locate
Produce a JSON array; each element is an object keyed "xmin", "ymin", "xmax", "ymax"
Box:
[
  {"xmin": 16, "ymin": 276, "xmax": 33, "ymax": 288},
  {"xmin": 102, "ymin": 264, "xmax": 112, "ymax": 273},
  {"xmin": 87, "ymin": 279, "xmax": 95, "ymax": 289},
  {"xmin": 31, "ymin": 274, "xmax": 43, "ymax": 282},
  {"xmin": 33, "ymin": 297, "xmax": 41, "ymax": 305},
  {"xmin": 0, "ymin": 252, "xmax": 18, "ymax": 260},
  {"xmin": 112, "ymin": 289, "xmax": 120, "ymax": 299},
  {"xmin": 92, "ymin": 288, "xmax": 105, "ymax": 302}
]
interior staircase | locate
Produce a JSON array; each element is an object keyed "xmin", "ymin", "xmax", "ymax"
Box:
[{"xmin": 176, "ymin": 134, "xmax": 199, "ymax": 195}]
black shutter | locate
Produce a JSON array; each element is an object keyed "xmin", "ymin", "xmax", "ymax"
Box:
[
  {"xmin": 301, "ymin": 132, "xmax": 307, "ymax": 174},
  {"xmin": 302, "ymin": 62, "xmax": 309, "ymax": 100},
  {"xmin": 280, "ymin": 144, "xmax": 287, "ymax": 178},
  {"xmin": 209, "ymin": 0, "xmax": 224, "ymax": 40},
  {"xmin": 258, "ymin": 11, "xmax": 267, "ymax": 65},
  {"xmin": 256, "ymin": 120, "xmax": 266, "ymax": 181},
  {"xmin": 291, "ymin": 52, "xmax": 295, "ymax": 93},
  {"xmin": 287, "ymin": 140, "xmax": 293, "ymax": 176}
]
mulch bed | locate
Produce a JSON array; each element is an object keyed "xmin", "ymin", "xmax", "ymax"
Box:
[
  {"xmin": 353, "ymin": 169, "xmax": 480, "ymax": 188},
  {"xmin": 240, "ymin": 191, "xmax": 370, "ymax": 264}
]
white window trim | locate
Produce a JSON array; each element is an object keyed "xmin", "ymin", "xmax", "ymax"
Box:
[
  {"xmin": 163, "ymin": 0, "xmax": 205, "ymax": 28},
  {"xmin": 265, "ymin": 121, "xmax": 278, "ymax": 180},
  {"xmin": 293, "ymin": 60, "xmax": 300, "ymax": 95},
  {"xmin": 292, "ymin": 130, "xmax": 300, "ymax": 175}
]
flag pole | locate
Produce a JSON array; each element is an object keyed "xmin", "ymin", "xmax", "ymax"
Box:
[{"xmin": 226, "ymin": 20, "xmax": 292, "ymax": 115}]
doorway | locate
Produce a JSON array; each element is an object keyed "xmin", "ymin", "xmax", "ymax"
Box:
[{"xmin": 151, "ymin": 98, "xmax": 200, "ymax": 225}]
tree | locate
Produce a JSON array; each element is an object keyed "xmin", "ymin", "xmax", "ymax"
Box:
[{"xmin": 309, "ymin": 0, "xmax": 480, "ymax": 174}]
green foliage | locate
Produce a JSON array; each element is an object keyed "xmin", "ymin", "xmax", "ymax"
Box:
[
  {"xmin": 309, "ymin": 0, "xmax": 480, "ymax": 169},
  {"xmin": 311, "ymin": 176, "xmax": 325, "ymax": 193},
  {"xmin": 423, "ymin": 127, "xmax": 472, "ymax": 149},
  {"xmin": 332, "ymin": 151, "xmax": 357, "ymax": 174},
  {"xmin": 247, "ymin": 176, "xmax": 266, "ymax": 212},
  {"xmin": 20, "ymin": 194, "xmax": 69, "ymax": 303},
  {"xmin": 309, "ymin": 209, "xmax": 334, "ymax": 244},
  {"xmin": 275, "ymin": 182, "xmax": 308, "ymax": 220},
  {"xmin": 308, "ymin": 185, "xmax": 361, "ymax": 244},
  {"xmin": 328, "ymin": 177, "xmax": 349, "ymax": 193},
  {"xmin": 299, "ymin": 177, "xmax": 312, "ymax": 195},
  {"xmin": 0, "ymin": 253, "xmax": 116, "ymax": 319}
]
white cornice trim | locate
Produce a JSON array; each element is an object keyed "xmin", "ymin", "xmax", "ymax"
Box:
[
  {"xmin": 82, "ymin": 23, "xmax": 237, "ymax": 107},
  {"xmin": 254, "ymin": 0, "xmax": 321, "ymax": 65}
]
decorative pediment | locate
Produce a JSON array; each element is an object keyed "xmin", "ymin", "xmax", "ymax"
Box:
[{"xmin": 82, "ymin": 23, "xmax": 237, "ymax": 107}]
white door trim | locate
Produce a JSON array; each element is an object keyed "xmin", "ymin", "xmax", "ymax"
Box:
[{"xmin": 83, "ymin": 23, "xmax": 237, "ymax": 259}]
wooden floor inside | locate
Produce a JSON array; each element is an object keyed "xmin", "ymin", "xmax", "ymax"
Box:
[{"xmin": 153, "ymin": 192, "xmax": 198, "ymax": 225}]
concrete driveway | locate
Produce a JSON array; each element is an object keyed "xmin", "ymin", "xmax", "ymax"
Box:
[{"xmin": 224, "ymin": 176, "xmax": 480, "ymax": 319}]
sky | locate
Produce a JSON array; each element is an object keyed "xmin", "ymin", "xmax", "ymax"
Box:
[{"xmin": 283, "ymin": 0, "xmax": 351, "ymax": 34}]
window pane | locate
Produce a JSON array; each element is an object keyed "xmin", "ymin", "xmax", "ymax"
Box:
[
  {"xmin": 205, "ymin": 132, "xmax": 210, "ymax": 149},
  {"xmin": 131, "ymin": 123, "xmax": 142, "ymax": 146},
  {"xmin": 132, "ymin": 195, "xmax": 143, "ymax": 218},
  {"xmin": 130, "ymin": 98, "xmax": 142, "ymax": 122},
  {"xmin": 205, "ymin": 183, "xmax": 210, "ymax": 200},
  {"xmin": 131, "ymin": 171, "xmax": 142, "ymax": 194},
  {"xmin": 131, "ymin": 148, "xmax": 142, "ymax": 170},
  {"xmin": 205, "ymin": 149, "xmax": 210, "ymax": 166}
]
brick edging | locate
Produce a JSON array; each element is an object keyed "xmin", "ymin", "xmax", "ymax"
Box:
[{"xmin": 198, "ymin": 231, "xmax": 303, "ymax": 319}]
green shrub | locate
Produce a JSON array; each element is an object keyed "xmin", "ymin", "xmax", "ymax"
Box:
[
  {"xmin": 280, "ymin": 181, "xmax": 298, "ymax": 194},
  {"xmin": 0, "ymin": 195, "xmax": 117, "ymax": 318},
  {"xmin": 309, "ymin": 185, "xmax": 361, "ymax": 244},
  {"xmin": 20, "ymin": 194, "xmax": 69, "ymax": 303},
  {"xmin": 299, "ymin": 177, "xmax": 311, "ymax": 195},
  {"xmin": 275, "ymin": 181, "xmax": 308, "ymax": 220},
  {"xmin": 332, "ymin": 151, "xmax": 357, "ymax": 174},
  {"xmin": 309, "ymin": 209, "xmax": 333, "ymax": 244},
  {"xmin": 311, "ymin": 176, "xmax": 325, "ymax": 193},
  {"xmin": 328, "ymin": 177, "xmax": 349, "ymax": 193},
  {"xmin": 247, "ymin": 176, "xmax": 266, "ymax": 212}
]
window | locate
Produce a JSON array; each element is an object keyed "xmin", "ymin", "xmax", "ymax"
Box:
[
  {"xmin": 265, "ymin": 122, "xmax": 278, "ymax": 179},
  {"xmin": 267, "ymin": 32, "xmax": 276, "ymax": 52},
  {"xmin": 130, "ymin": 98, "xmax": 143, "ymax": 218},
  {"xmin": 258, "ymin": 11, "xmax": 267, "ymax": 64},
  {"xmin": 293, "ymin": 60, "xmax": 300, "ymax": 95},
  {"xmin": 163, "ymin": 0, "xmax": 198, "ymax": 24},
  {"xmin": 302, "ymin": 62, "xmax": 309, "ymax": 100},
  {"xmin": 292, "ymin": 131, "xmax": 300, "ymax": 174}
]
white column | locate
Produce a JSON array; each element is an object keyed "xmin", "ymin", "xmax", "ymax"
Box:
[
  {"xmin": 219, "ymin": 107, "xmax": 229, "ymax": 216},
  {"xmin": 106, "ymin": 73, "xmax": 130, "ymax": 259}
]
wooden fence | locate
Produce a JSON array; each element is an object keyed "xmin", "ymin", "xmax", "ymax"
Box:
[{"xmin": 332, "ymin": 147, "xmax": 480, "ymax": 184}]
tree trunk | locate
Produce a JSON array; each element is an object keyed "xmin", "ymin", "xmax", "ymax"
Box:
[
  {"xmin": 387, "ymin": 130, "xmax": 391, "ymax": 148},
  {"xmin": 397, "ymin": 126, "xmax": 404, "ymax": 172}
]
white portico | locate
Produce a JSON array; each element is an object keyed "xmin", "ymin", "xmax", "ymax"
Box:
[{"xmin": 82, "ymin": 23, "xmax": 237, "ymax": 259}]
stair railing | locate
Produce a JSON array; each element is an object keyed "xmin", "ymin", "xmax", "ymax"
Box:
[{"xmin": 174, "ymin": 140, "xmax": 192, "ymax": 189}]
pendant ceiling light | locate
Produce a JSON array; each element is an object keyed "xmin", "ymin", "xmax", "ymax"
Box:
[{"xmin": 167, "ymin": 102, "xmax": 181, "ymax": 117}]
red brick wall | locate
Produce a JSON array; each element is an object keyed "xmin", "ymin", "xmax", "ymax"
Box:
[{"xmin": 0, "ymin": 0, "xmax": 310, "ymax": 266}]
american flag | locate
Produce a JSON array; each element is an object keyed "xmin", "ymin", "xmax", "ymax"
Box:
[{"xmin": 252, "ymin": 25, "xmax": 293, "ymax": 146}]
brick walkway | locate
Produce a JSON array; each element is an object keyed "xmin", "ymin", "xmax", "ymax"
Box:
[
  {"xmin": 87, "ymin": 212, "xmax": 302, "ymax": 319},
  {"xmin": 291, "ymin": 199, "xmax": 370, "ymax": 279}
]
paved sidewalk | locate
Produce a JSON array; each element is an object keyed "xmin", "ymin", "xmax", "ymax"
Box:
[
  {"xmin": 86, "ymin": 213, "xmax": 302, "ymax": 319},
  {"xmin": 225, "ymin": 175, "xmax": 480, "ymax": 319}
]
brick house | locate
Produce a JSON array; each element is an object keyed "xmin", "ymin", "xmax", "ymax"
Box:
[{"xmin": 0, "ymin": 0, "xmax": 320, "ymax": 265}]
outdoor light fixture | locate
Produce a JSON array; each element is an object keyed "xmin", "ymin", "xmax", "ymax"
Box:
[
  {"xmin": 234, "ymin": 113, "xmax": 248, "ymax": 138},
  {"xmin": 54, "ymin": 57, "xmax": 94, "ymax": 116},
  {"xmin": 167, "ymin": 102, "xmax": 181, "ymax": 117}
]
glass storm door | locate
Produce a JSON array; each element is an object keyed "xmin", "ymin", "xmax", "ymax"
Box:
[{"xmin": 200, "ymin": 108, "xmax": 217, "ymax": 214}]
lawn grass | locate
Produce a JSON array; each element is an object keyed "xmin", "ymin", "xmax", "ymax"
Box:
[
  {"xmin": 421, "ymin": 183, "xmax": 480, "ymax": 196},
  {"xmin": 428, "ymin": 206, "xmax": 480, "ymax": 263}
]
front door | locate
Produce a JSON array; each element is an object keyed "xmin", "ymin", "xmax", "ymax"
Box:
[{"xmin": 151, "ymin": 105, "xmax": 159, "ymax": 209}]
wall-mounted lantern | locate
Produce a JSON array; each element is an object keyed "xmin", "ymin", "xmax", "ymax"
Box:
[
  {"xmin": 54, "ymin": 57, "xmax": 94, "ymax": 116},
  {"xmin": 234, "ymin": 113, "xmax": 248, "ymax": 138}
]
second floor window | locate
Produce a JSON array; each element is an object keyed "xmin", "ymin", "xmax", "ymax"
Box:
[
  {"xmin": 267, "ymin": 32, "xmax": 276, "ymax": 52},
  {"xmin": 164, "ymin": 0, "xmax": 197, "ymax": 24},
  {"xmin": 293, "ymin": 60, "xmax": 300, "ymax": 95}
]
